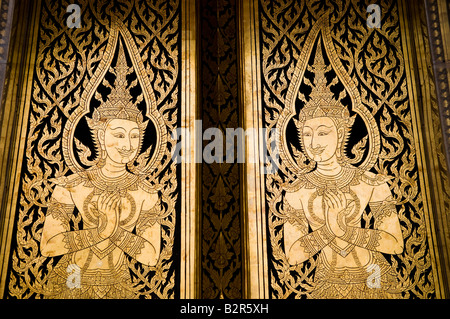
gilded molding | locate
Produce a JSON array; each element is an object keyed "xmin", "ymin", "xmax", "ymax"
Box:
[{"xmin": 422, "ymin": 0, "xmax": 450, "ymax": 296}]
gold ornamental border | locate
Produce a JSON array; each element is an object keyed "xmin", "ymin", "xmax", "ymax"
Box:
[
  {"xmin": 0, "ymin": 0, "xmax": 43, "ymax": 296},
  {"xmin": 397, "ymin": 0, "xmax": 448, "ymax": 297}
]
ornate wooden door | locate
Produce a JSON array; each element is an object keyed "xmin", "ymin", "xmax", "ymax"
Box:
[{"xmin": 0, "ymin": 0, "xmax": 449, "ymax": 299}]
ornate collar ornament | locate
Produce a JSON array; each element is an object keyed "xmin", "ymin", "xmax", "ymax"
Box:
[
  {"xmin": 49, "ymin": 167, "xmax": 159, "ymax": 196},
  {"xmin": 85, "ymin": 169, "xmax": 140, "ymax": 196},
  {"xmin": 304, "ymin": 166, "xmax": 359, "ymax": 192}
]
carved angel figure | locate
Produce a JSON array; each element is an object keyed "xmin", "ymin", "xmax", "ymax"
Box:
[
  {"xmin": 40, "ymin": 43, "xmax": 160, "ymax": 299},
  {"xmin": 283, "ymin": 48, "xmax": 404, "ymax": 298}
]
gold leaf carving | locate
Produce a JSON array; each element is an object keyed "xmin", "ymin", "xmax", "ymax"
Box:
[
  {"xmin": 7, "ymin": 0, "xmax": 179, "ymax": 299},
  {"xmin": 263, "ymin": 0, "xmax": 437, "ymax": 299}
]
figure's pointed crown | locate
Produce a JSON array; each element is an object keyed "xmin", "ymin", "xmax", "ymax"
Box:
[
  {"xmin": 91, "ymin": 39, "xmax": 144, "ymax": 125},
  {"xmin": 298, "ymin": 39, "xmax": 350, "ymax": 122}
]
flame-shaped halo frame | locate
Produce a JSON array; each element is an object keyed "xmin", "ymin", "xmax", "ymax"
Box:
[
  {"xmin": 277, "ymin": 15, "xmax": 380, "ymax": 176},
  {"xmin": 62, "ymin": 18, "xmax": 167, "ymax": 176}
]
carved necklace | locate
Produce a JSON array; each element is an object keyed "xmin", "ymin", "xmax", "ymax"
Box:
[
  {"xmin": 304, "ymin": 166, "xmax": 358, "ymax": 192},
  {"xmin": 86, "ymin": 169, "xmax": 140, "ymax": 195}
]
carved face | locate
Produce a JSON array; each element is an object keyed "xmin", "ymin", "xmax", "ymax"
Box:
[
  {"xmin": 302, "ymin": 117, "xmax": 343, "ymax": 162},
  {"xmin": 98, "ymin": 119, "xmax": 140, "ymax": 164}
]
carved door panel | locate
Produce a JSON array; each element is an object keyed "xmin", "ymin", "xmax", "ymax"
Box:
[
  {"xmin": 0, "ymin": 0, "xmax": 198, "ymax": 299},
  {"xmin": 240, "ymin": 0, "xmax": 450, "ymax": 298},
  {"xmin": 0, "ymin": 0, "xmax": 449, "ymax": 300}
]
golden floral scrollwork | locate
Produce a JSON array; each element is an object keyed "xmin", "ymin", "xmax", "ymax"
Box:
[
  {"xmin": 200, "ymin": 0, "xmax": 242, "ymax": 299},
  {"xmin": 7, "ymin": 0, "xmax": 179, "ymax": 299},
  {"xmin": 263, "ymin": 0, "xmax": 437, "ymax": 298}
]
